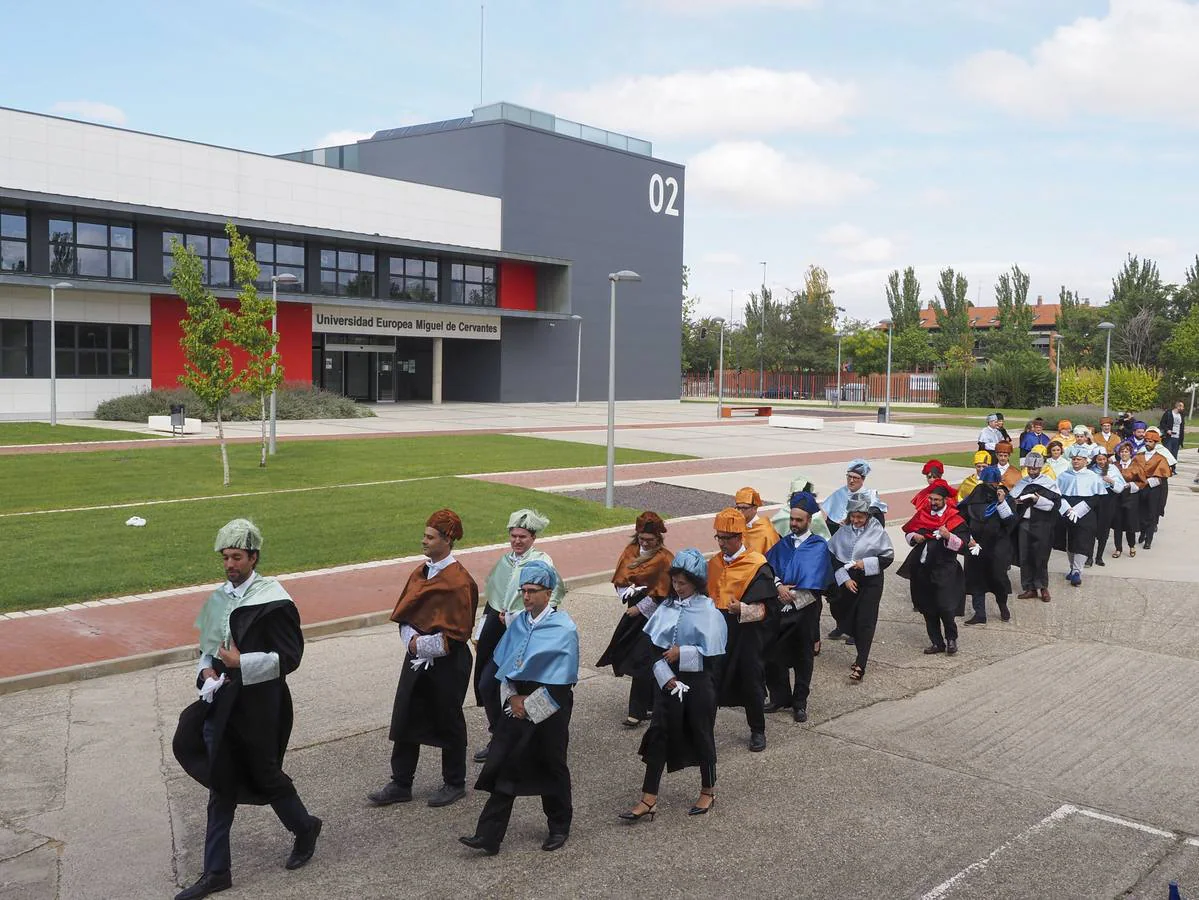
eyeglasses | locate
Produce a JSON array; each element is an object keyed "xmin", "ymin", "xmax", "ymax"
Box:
[
  {"xmin": 519, "ymin": 586, "xmax": 550, "ymax": 596},
  {"xmin": 714, "ymin": 533, "xmax": 740, "ymax": 542}
]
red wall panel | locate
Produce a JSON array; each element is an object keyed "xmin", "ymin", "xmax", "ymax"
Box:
[
  {"xmin": 150, "ymin": 295, "xmax": 313, "ymax": 389},
  {"xmin": 497, "ymin": 261, "xmax": 537, "ymax": 311}
]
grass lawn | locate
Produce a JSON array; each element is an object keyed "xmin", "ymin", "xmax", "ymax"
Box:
[
  {"xmin": 0, "ymin": 434, "xmax": 683, "ymax": 514},
  {"xmin": 0, "ymin": 422, "xmax": 161, "ymax": 445},
  {"xmin": 0, "ymin": 477, "xmax": 639, "ymax": 612}
]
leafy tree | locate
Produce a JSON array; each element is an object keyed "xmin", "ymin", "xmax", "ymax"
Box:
[
  {"xmin": 1159, "ymin": 303, "xmax": 1199, "ymax": 393},
  {"xmin": 1168, "ymin": 255, "xmax": 1199, "ymax": 323},
  {"xmin": 892, "ymin": 327, "xmax": 936, "ymax": 370},
  {"xmin": 171, "ymin": 238, "xmax": 237, "ymax": 486},
  {"xmin": 1108, "ymin": 255, "xmax": 1171, "ymax": 366},
  {"xmin": 226, "ymin": 223, "xmax": 282, "ymax": 467},
  {"xmin": 741, "ymin": 286, "xmax": 789, "ymax": 374},
  {"xmin": 1055, "ymin": 285, "xmax": 1102, "ymax": 365},
  {"xmin": 885, "ymin": 267, "xmax": 923, "ymax": 332},
  {"xmin": 929, "ymin": 267, "xmax": 972, "ymax": 358},
  {"xmin": 784, "ymin": 265, "xmax": 837, "ymax": 371},
  {"xmin": 989, "ymin": 265, "xmax": 1037, "ymax": 358},
  {"xmin": 840, "ymin": 320, "xmax": 888, "ymax": 375}
]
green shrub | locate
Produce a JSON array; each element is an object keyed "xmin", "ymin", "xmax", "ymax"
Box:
[
  {"xmin": 937, "ymin": 356, "xmax": 1053, "ymax": 409},
  {"xmin": 94, "ymin": 382, "xmax": 375, "ymax": 422},
  {"xmin": 1059, "ymin": 367, "xmax": 1103, "ymax": 405},
  {"xmin": 1108, "ymin": 364, "xmax": 1161, "ymax": 412}
]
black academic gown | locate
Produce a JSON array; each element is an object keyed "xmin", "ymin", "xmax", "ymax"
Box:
[
  {"xmin": 389, "ymin": 636, "xmax": 473, "ymax": 750},
  {"xmin": 639, "ymin": 656, "xmax": 719, "ymax": 774},
  {"xmin": 173, "ymin": 599, "xmax": 303, "ymax": 805},
  {"xmin": 898, "ymin": 524, "xmax": 971, "ymax": 618},
  {"xmin": 475, "ymin": 680, "xmax": 573, "ymax": 798},
  {"xmin": 1015, "ymin": 484, "xmax": 1060, "ymax": 564},
  {"xmin": 596, "ymin": 590, "xmax": 659, "ymax": 680},
  {"xmin": 960, "ymin": 487, "xmax": 1014, "ymax": 598},
  {"xmin": 716, "ymin": 565, "xmax": 779, "ymax": 711}
]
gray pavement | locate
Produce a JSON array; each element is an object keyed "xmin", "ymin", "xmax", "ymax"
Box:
[{"xmin": 5, "ymin": 483, "xmax": 1199, "ymax": 900}]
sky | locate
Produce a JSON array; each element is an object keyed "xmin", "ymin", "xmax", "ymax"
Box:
[{"xmin": 3, "ymin": 0, "xmax": 1199, "ymax": 326}]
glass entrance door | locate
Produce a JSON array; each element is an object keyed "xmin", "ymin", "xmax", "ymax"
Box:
[
  {"xmin": 345, "ymin": 352, "xmax": 371, "ymax": 400},
  {"xmin": 377, "ymin": 353, "xmax": 396, "ymax": 402}
]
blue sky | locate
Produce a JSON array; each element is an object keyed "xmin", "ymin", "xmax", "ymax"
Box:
[{"xmin": 3, "ymin": 0, "xmax": 1198, "ymax": 324}]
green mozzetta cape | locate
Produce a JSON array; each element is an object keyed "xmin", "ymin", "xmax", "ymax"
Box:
[
  {"xmin": 483, "ymin": 549, "xmax": 567, "ymax": 614},
  {"xmin": 194, "ymin": 575, "xmax": 295, "ymax": 656}
]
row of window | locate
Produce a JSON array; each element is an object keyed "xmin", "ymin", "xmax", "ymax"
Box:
[
  {"xmin": 1, "ymin": 210, "xmax": 498, "ymax": 307},
  {"xmin": 0, "ymin": 320, "xmax": 140, "ymax": 378}
]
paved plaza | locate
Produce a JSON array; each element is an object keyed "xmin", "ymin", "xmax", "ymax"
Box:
[{"xmin": 2, "ymin": 404, "xmax": 1198, "ymax": 899}]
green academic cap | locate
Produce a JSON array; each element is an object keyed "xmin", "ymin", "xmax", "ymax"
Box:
[{"xmin": 214, "ymin": 518, "xmax": 263, "ymax": 552}]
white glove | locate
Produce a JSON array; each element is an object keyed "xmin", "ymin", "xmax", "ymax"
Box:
[
  {"xmin": 670, "ymin": 681, "xmax": 691, "ymax": 702},
  {"xmin": 1148, "ymin": 477, "xmax": 1161, "ymax": 487},
  {"xmin": 969, "ymin": 544, "xmax": 981, "ymax": 556},
  {"xmin": 780, "ymin": 603, "xmax": 794, "ymax": 613},
  {"xmin": 1066, "ymin": 508, "xmax": 1080, "ymax": 523},
  {"xmin": 1129, "ymin": 484, "xmax": 1140, "ymax": 493},
  {"xmin": 199, "ymin": 674, "xmax": 226, "ymax": 703},
  {"xmin": 409, "ymin": 657, "xmax": 434, "ymax": 672}
]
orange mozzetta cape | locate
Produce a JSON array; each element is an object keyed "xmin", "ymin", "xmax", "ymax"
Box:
[
  {"xmin": 743, "ymin": 518, "xmax": 781, "ymax": 555},
  {"xmin": 1094, "ymin": 431, "xmax": 1121, "ymax": 454},
  {"xmin": 1137, "ymin": 453, "xmax": 1173, "ymax": 483},
  {"xmin": 1000, "ymin": 465, "xmax": 1022, "ymax": 489},
  {"xmin": 611, "ymin": 544, "xmax": 674, "ymax": 599},
  {"xmin": 389, "ymin": 560, "xmax": 480, "ymax": 644},
  {"xmin": 707, "ymin": 550, "xmax": 769, "ymax": 610}
]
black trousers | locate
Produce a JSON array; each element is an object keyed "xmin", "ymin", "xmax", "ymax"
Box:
[
  {"xmin": 765, "ymin": 606, "xmax": 819, "ymax": 710},
  {"xmin": 1113, "ymin": 505, "xmax": 1138, "ymax": 551},
  {"xmin": 474, "ymin": 784, "xmax": 572, "ymax": 846},
  {"xmin": 201, "ymin": 718, "xmax": 311, "ymax": 874},
  {"xmin": 924, "ymin": 610, "xmax": 958, "ymax": 647},
  {"xmin": 1018, "ymin": 534, "xmax": 1050, "ymax": 590},
  {"xmin": 390, "ymin": 739, "xmax": 466, "ymax": 790},
  {"xmin": 474, "ymin": 608, "xmax": 505, "ymax": 733},
  {"xmin": 627, "ymin": 675, "xmax": 655, "ymax": 720},
  {"xmin": 642, "ymin": 756, "xmax": 715, "ymax": 795},
  {"xmin": 970, "ymin": 592, "xmax": 1008, "ymax": 620}
]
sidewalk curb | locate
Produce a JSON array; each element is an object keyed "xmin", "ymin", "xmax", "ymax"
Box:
[{"xmin": 0, "ymin": 569, "xmax": 617, "ymax": 696}]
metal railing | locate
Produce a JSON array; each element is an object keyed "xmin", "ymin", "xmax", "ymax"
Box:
[{"xmin": 681, "ymin": 371, "xmax": 939, "ymax": 405}]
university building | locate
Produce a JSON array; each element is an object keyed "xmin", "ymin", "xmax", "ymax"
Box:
[{"xmin": 0, "ymin": 102, "xmax": 684, "ymax": 417}]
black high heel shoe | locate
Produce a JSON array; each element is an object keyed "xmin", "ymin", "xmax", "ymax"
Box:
[
  {"xmin": 688, "ymin": 791, "xmax": 716, "ymax": 816},
  {"xmin": 618, "ymin": 799, "xmax": 657, "ymax": 822}
]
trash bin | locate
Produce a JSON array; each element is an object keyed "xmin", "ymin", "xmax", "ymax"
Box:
[
  {"xmin": 877, "ymin": 406, "xmax": 887, "ymax": 423},
  {"xmin": 170, "ymin": 403, "xmax": 185, "ymax": 436}
]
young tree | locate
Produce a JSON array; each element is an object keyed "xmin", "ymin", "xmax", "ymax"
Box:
[
  {"xmin": 226, "ymin": 223, "xmax": 282, "ymax": 467},
  {"xmin": 885, "ymin": 266, "xmax": 923, "ymax": 332},
  {"xmin": 892, "ymin": 327, "xmax": 936, "ymax": 370},
  {"xmin": 171, "ymin": 238, "xmax": 237, "ymax": 486},
  {"xmin": 1055, "ymin": 285, "xmax": 1102, "ymax": 364},
  {"xmin": 989, "ymin": 264, "xmax": 1037, "ymax": 358},
  {"xmin": 784, "ymin": 265, "xmax": 838, "ymax": 372},
  {"xmin": 929, "ymin": 267, "xmax": 972, "ymax": 358},
  {"xmin": 840, "ymin": 320, "xmax": 888, "ymax": 375},
  {"xmin": 1109, "ymin": 255, "xmax": 1171, "ymax": 366},
  {"xmin": 1159, "ymin": 301, "xmax": 1199, "ymax": 395}
]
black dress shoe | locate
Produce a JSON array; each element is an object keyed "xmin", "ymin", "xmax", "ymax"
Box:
[
  {"xmin": 174, "ymin": 871, "xmax": 232, "ymax": 900},
  {"xmin": 764, "ymin": 701, "xmax": 789, "ymax": 714},
  {"xmin": 828, "ymin": 627, "xmax": 844, "ymax": 639},
  {"xmin": 748, "ymin": 730, "xmax": 766, "ymax": 752},
  {"xmin": 1096, "ymin": 557, "xmax": 1106, "ymax": 567},
  {"xmin": 1143, "ymin": 539, "xmax": 1153, "ymax": 550},
  {"xmin": 285, "ymin": 816, "xmax": 321, "ymax": 870},
  {"xmin": 792, "ymin": 706, "xmax": 808, "ymax": 723},
  {"xmin": 542, "ymin": 832, "xmax": 569, "ymax": 852},
  {"xmin": 428, "ymin": 784, "xmax": 467, "ymax": 807},
  {"xmin": 923, "ymin": 644, "xmax": 945, "ymax": 655},
  {"xmin": 946, "ymin": 640, "xmax": 958, "ymax": 656},
  {"xmin": 473, "ymin": 742, "xmax": 490, "ymax": 763},
  {"xmin": 998, "ymin": 603, "xmax": 1011, "ymax": 622},
  {"xmin": 366, "ymin": 781, "xmax": 412, "ymax": 806},
  {"xmin": 963, "ymin": 615, "xmax": 986, "ymax": 625},
  {"xmin": 459, "ymin": 834, "xmax": 500, "ymax": 856}
]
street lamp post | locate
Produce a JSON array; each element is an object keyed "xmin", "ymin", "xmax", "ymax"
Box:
[
  {"xmin": 1098, "ymin": 321, "xmax": 1116, "ymax": 418},
  {"xmin": 759, "ymin": 261, "xmax": 767, "ymax": 398},
  {"xmin": 835, "ymin": 332, "xmax": 844, "ymax": 408},
  {"xmin": 883, "ymin": 319, "xmax": 893, "ymax": 423},
  {"xmin": 571, "ymin": 314, "xmax": 583, "ymax": 407},
  {"xmin": 1053, "ymin": 333, "xmax": 1062, "ymax": 408},
  {"xmin": 606, "ymin": 270, "xmax": 641, "ymax": 508},
  {"xmin": 714, "ymin": 317, "xmax": 726, "ymax": 419},
  {"xmin": 269, "ymin": 273, "xmax": 300, "ymax": 455},
  {"xmin": 48, "ymin": 281, "xmax": 73, "ymax": 425}
]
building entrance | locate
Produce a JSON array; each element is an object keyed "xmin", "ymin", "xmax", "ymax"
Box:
[{"xmin": 313, "ymin": 334, "xmax": 432, "ymax": 402}]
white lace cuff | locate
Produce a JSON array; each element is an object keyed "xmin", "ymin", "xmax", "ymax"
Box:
[
  {"xmin": 652, "ymin": 658, "xmax": 675, "ymax": 688},
  {"xmin": 997, "ymin": 501, "xmax": 1013, "ymax": 519},
  {"xmin": 739, "ymin": 602, "xmax": 766, "ymax": 624},
  {"xmin": 196, "ymin": 652, "xmax": 214, "ymax": 679},
  {"xmin": 499, "ymin": 678, "xmax": 517, "ymax": 708},
  {"xmin": 523, "ymin": 687, "xmax": 561, "ymax": 724},
  {"xmin": 678, "ymin": 645, "xmax": 702, "ymax": 672},
  {"xmin": 635, "ymin": 596, "xmax": 660, "ymax": 618},
  {"xmin": 399, "ymin": 624, "xmax": 418, "ymax": 647},
  {"xmin": 834, "ymin": 566, "xmax": 852, "ymax": 586},
  {"xmin": 240, "ymin": 651, "xmax": 280, "ymax": 686},
  {"xmin": 415, "ymin": 633, "xmax": 447, "ymax": 659},
  {"xmin": 1034, "ymin": 494, "xmax": 1056, "ymax": 511},
  {"xmin": 1072, "ymin": 501, "xmax": 1091, "ymax": 519},
  {"xmin": 862, "ymin": 557, "xmax": 880, "ymax": 577}
]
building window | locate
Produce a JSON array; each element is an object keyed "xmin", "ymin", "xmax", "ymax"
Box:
[
  {"xmin": 0, "ymin": 320, "xmax": 31, "ymax": 376},
  {"xmin": 49, "ymin": 218, "xmax": 134, "ymax": 279},
  {"xmin": 54, "ymin": 322, "xmax": 138, "ymax": 378},
  {"xmin": 320, "ymin": 248, "xmax": 375, "ymax": 297},
  {"xmin": 254, "ymin": 239, "xmax": 306, "ymax": 290},
  {"xmin": 388, "ymin": 257, "xmax": 438, "ymax": 302},
  {"xmin": 162, "ymin": 231, "xmax": 231, "ymax": 287},
  {"xmin": 450, "ymin": 263, "xmax": 496, "ymax": 307},
  {"xmin": 0, "ymin": 210, "xmax": 28, "ymax": 273}
]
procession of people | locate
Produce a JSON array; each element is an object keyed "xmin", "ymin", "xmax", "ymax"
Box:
[{"xmin": 170, "ymin": 405, "xmax": 1186, "ymax": 897}]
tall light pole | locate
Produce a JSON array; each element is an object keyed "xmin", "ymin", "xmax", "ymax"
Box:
[
  {"xmin": 883, "ymin": 319, "xmax": 893, "ymax": 423},
  {"xmin": 1099, "ymin": 321, "xmax": 1116, "ymax": 418},
  {"xmin": 759, "ymin": 261, "xmax": 767, "ymax": 398},
  {"xmin": 606, "ymin": 270, "xmax": 641, "ymax": 508},
  {"xmin": 269, "ymin": 273, "xmax": 300, "ymax": 455},
  {"xmin": 571, "ymin": 314, "xmax": 583, "ymax": 407},
  {"xmin": 1052, "ymin": 332, "xmax": 1062, "ymax": 408},
  {"xmin": 834, "ymin": 332, "xmax": 845, "ymax": 408},
  {"xmin": 714, "ymin": 316, "xmax": 726, "ymax": 418},
  {"xmin": 48, "ymin": 281, "xmax": 73, "ymax": 425}
]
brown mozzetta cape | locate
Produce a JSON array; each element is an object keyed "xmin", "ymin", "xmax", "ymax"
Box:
[
  {"xmin": 1131, "ymin": 452, "xmax": 1173, "ymax": 485},
  {"xmin": 999, "ymin": 465, "xmax": 1022, "ymax": 490},
  {"xmin": 611, "ymin": 543, "xmax": 674, "ymax": 599},
  {"xmin": 707, "ymin": 550, "xmax": 770, "ymax": 610},
  {"xmin": 390, "ymin": 560, "xmax": 480, "ymax": 643}
]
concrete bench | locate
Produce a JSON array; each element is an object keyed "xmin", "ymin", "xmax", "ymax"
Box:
[
  {"xmin": 768, "ymin": 415, "xmax": 824, "ymax": 431},
  {"xmin": 854, "ymin": 421, "xmax": 915, "ymax": 438},
  {"xmin": 721, "ymin": 405, "xmax": 772, "ymax": 418},
  {"xmin": 147, "ymin": 415, "xmax": 202, "ymax": 435}
]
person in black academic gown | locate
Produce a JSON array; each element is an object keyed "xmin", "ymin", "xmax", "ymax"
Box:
[
  {"xmin": 899, "ymin": 484, "xmax": 971, "ymax": 655},
  {"xmin": 959, "ymin": 466, "xmax": 1016, "ymax": 625},
  {"xmin": 1010, "ymin": 454, "xmax": 1062, "ymax": 602},
  {"xmin": 172, "ymin": 519, "xmax": 321, "ymax": 900},
  {"xmin": 460, "ymin": 560, "xmax": 580, "ymax": 855},
  {"xmin": 827, "ymin": 496, "xmax": 895, "ymax": 681}
]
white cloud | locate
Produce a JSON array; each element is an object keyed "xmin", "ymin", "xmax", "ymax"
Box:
[
  {"xmin": 699, "ymin": 251, "xmax": 745, "ymax": 266},
  {"xmin": 314, "ymin": 129, "xmax": 374, "ymax": 148},
  {"xmin": 49, "ymin": 101, "xmax": 126, "ymax": 126},
  {"xmin": 956, "ymin": 0, "xmax": 1199, "ymax": 124},
  {"xmin": 539, "ymin": 68, "xmax": 856, "ymax": 139},
  {"xmin": 649, "ymin": 0, "xmax": 818, "ymax": 10},
  {"xmin": 687, "ymin": 141, "xmax": 873, "ymax": 211},
  {"xmin": 820, "ymin": 224, "xmax": 895, "ymax": 263}
]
